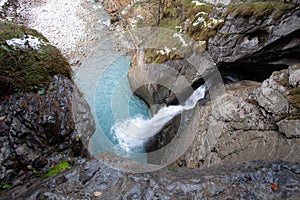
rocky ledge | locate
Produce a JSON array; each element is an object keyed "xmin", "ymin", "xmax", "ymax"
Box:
[{"xmin": 1, "ymin": 159, "xmax": 299, "ymax": 199}]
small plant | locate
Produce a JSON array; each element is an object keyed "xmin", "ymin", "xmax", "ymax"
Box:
[
  {"xmin": 168, "ymin": 166, "xmax": 177, "ymax": 172},
  {"xmin": 42, "ymin": 161, "xmax": 71, "ymax": 178},
  {"xmin": 0, "ymin": 182, "xmax": 11, "ymax": 190}
]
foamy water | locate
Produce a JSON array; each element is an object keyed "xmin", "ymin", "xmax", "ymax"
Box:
[{"xmin": 112, "ymin": 84, "xmax": 208, "ymax": 151}]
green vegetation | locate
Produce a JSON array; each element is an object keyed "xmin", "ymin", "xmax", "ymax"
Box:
[
  {"xmin": 145, "ymin": 49, "xmax": 182, "ymax": 64},
  {"xmin": 144, "ymin": 0, "xmax": 221, "ymax": 63},
  {"xmin": 167, "ymin": 166, "xmax": 177, "ymax": 172},
  {"xmin": 160, "ymin": 0, "xmax": 218, "ymax": 41},
  {"xmin": 224, "ymin": 1, "xmax": 295, "ymax": 20},
  {"xmin": 0, "ymin": 22, "xmax": 71, "ymax": 96},
  {"xmin": 42, "ymin": 161, "xmax": 71, "ymax": 178},
  {"xmin": 0, "ymin": 182, "xmax": 11, "ymax": 190}
]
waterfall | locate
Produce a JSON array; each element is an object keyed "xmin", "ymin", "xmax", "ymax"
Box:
[{"xmin": 112, "ymin": 84, "xmax": 208, "ymax": 152}]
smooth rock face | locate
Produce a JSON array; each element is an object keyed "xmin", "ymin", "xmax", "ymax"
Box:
[
  {"xmin": 2, "ymin": 159, "xmax": 300, "ymax": 200},
  {"xmin": 0, "ymin": 76, "xmax": 95, "ymax": 187}
]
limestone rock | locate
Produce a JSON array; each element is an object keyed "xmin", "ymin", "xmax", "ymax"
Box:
[
  {"xmin": 289, "ymin": 63, "xmax": 300, "ymax": 87},
  {"xmin": 277, "ymin": 119, "xmax": 300, "ymax": 138},
  {"xmin": 177, "ymin": 70, "xmax": 300, "ymax": 168},
  {"xmin": 255, "ymin": 71, "xmax": 290, "ymax": 115}
]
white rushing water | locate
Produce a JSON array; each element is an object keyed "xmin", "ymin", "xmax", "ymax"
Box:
[{"xmin": 112, "ymin": 84, "xmax": 208, "ymax": 151}]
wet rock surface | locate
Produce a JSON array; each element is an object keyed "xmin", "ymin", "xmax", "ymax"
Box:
[
  {"xmin": 1, "ymin": 159, "xmax": 299, "ymax": 200},
  {"xmin": 0, "ymin": 76, "xmax": 95, "ymax": 189}
]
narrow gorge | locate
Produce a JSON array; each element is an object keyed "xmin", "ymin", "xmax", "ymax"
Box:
[{"xmin": 0, "ymin": 0, "xmax": 299, "ymax": 199}]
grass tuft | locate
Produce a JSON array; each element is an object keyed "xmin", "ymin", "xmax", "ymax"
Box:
[{"xmin": 42, "ymin": 161, "xmax": 71, "ymax": 178}]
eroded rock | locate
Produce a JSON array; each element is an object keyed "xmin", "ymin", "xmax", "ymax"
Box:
[
  {"xmin": 1, "ymin": 159, "xmax": 299, "ymax": 200},
  {"xmin": 177, "ymin": 68, "xmax": 300, "ymax": 168},
  {"xmin": 0, "ymin": 76, "xmax": 95, "ymax": 188},
  {"xmin": 277, "ymin": 119, "xmax": 300, "ymax": 138}
]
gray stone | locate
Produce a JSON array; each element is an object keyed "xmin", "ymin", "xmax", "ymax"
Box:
[
  {"xmin": 2, "ymin": 159, "xmax": 300, "ymax": 200},
  {"xmin": 277, "ymin": 119, "xmax": 300, "ymax": 138},
  {"xmin": 208, "ymin": 4, "xmax": 300, "ymax": 65},
  {"xmin": 0, "ymin": 76, "xmax": 95, "ymax": 186},
  {"xmin": 255, "ymin": 71, "xmax": 290, "ymax": 115},
  {"xmin": 289, "ymin": 63, "xmax": 300, "ymax": 87}
]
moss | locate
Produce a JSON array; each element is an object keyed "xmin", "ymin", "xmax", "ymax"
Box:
[
  {"xmin": 144, "ymin": 49, "xmax": 182, "ymax": 64},
  {"xmin": 167, "ymin": 166, "xmax": 177, "ymax": 172},
  {"xmin": 160, "ymin": 0, "xmax": 214, "ymax": 31},
  {"xmin": 0, "ymin": 182, "xmax": 11, "ymax": 190},
  {"xmin": 42, "ymin": 161, "xmax": 71, "ymax": 178},
  {"xmin": 0, "ymin": 22, "xmax": 71, "ymax": 96},
  {"xmin": 224, "ymin": 1, "xmax": 295, "ymax": 20},
  {"xmin": 0, "ymin": 22, "xmax": 48, "ymax": 42},
  {"xmin": 146, "ymin": 1, "xmax": 220, "ymax": 63}
]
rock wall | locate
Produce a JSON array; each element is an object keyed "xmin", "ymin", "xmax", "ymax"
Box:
[
  {"xmin": 208, "ymin": 3, "xmax": 300, "ymax": 67},
  {"xmin": 0, "ymin": 76, "xmax": 95, "ymax": 187},
  {"xmin": 177, "ymin": 65, "xmax": 300, "ymax": 168}
]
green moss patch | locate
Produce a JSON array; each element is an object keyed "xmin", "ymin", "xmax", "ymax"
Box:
[
  {"xmin": 0, "ymin": 22, "xmax": 71, "ymax": 96},
  {"xmin": 224, "ymin": 1, "xmax": 295, "ymax": 20},
  {"xmin": 167, "ymin": 166, "xmax": 177, "ymax": 172},
  {"xmin": 144, "ymin": 1, "xmax": 220, "ymax": 63},
  {"xmin": 42, "ymin": 161, "xmax": 71, "ymax": 178},
  {"xmin": 0, "ymin": 182, "xmax": 11, "ymax": 190}
]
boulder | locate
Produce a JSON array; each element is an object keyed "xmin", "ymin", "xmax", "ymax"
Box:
[
  {"xmin": 289, "ymin": 63, "xmax": 300, "ymax": 87},
  {"xmin": 277, "ymin": 119, "xmax": 300, "ymax": 138}
]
